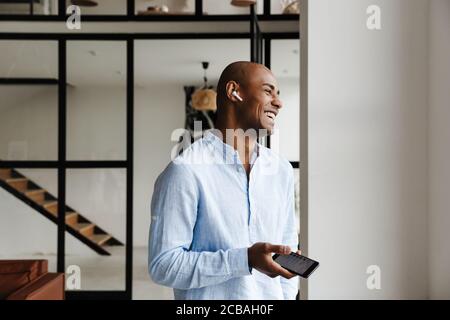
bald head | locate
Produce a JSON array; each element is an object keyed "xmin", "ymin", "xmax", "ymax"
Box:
[
  {"xmin": 216, "ymin": 61, "xmax": 270, "ymax": 110},
  {"xmin": 213, "ymin": 61, "xmax": 282, "ymax": 134}
]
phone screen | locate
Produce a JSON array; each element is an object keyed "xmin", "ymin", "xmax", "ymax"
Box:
[{"xmin": 273, "ymin": 252, "xmax": 319, "ymax": 278}]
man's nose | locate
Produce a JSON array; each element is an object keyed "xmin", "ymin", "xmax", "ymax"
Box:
[{"xmin": 272, "ymin": 96, "xmax": 283, "ymax": 110}]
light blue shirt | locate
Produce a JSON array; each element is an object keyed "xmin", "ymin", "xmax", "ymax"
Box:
[{"xmin": 148, "ymin": 130, "xmax": 299, "ymax": 300}]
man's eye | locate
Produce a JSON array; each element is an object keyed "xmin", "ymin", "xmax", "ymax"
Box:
[{"xmin": 265, "ymin": 90, "xmax": 272, "ymax": 95}]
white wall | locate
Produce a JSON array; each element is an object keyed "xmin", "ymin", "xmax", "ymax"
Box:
[
  {"xmin": 307, "ymin": 0, "xmax": 429, "ymax": 299},
  {"xmin": 67, "ymin": 86, "xmax": 127, "ymax": 161},
  {"xmin": 0, "ymin": 86, "xmax": 58, "ymax": 161},
  {"xmin": 428, "ymin": 0, "xmax": 450, "ymax": 300}
]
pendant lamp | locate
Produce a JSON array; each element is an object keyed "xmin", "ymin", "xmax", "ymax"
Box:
[{"xmin": 191, "ymin": 62, "xmax": 217, "ymax": 112}]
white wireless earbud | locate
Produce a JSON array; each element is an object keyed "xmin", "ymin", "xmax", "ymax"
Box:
[{"xmin": 232, "ymin": 91, "xmax": 243, "ymax": 102}]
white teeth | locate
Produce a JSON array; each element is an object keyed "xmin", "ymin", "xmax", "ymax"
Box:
[{"xmin": 265, "ymin": 111, "xmax": 276, "ymax": 120}]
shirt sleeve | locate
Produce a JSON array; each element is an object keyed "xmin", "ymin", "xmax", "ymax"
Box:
[
  {"xmin": 148, "ymin": 161, "xmax": 251, "ymax": 290},
  {"xmin": 280, "ymin": 167, "xmax": 300, "ymax": 300}
]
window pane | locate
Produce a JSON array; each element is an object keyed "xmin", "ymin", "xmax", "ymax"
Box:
[
  {"xmin": 271, "ymin": 0, "xmax": 299, "ymax": 15},
  {"xmin": 66, "ymin": 41, "xmax": 126, "ymax": 161},
  {"xmin": 135, "ymin": 0, "xmax": 195, "ymax": 15},
  {"xmin": 0, "ymin": 0, "xmax": 58, "ymax": 15},
  {"xmin": 0, "ymin": 169, "xmax": 58, "ymax": 272},
  {"xmin": 270, "ymin": 39, "xmax": 300, "ymax": 162},
  {"xmin": 66, "ymin": 0, "xmax": 126, "ymax": 15},
  {"xmin": 0, "ymin": 41, "xmax": 58, "ymax": 161},
  {"xmin": 203, "ymin": 0, "xmax": 263, "ymax": 15},
  {"xmin": 0, "ymin": 40, "xmax": 58, "ymax": 79},
  {"xmin": 65, "ymin": 169, "xmax": 126, "ymax": 291}
]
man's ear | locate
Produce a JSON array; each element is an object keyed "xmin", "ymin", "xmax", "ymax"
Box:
[{"xmin": 226, "ymin": 81, "xmax": 242, "ymax": 102}]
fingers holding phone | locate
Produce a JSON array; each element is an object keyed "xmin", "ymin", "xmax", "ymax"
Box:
[{"xmin": 247, "ymin": 242, "xmax": 297, "ymax": 279}]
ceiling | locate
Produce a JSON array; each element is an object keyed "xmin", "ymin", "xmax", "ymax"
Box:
[
  {"xmin": 0, "ymin": 39, "xmax": 299, "ymax": 87},
  {"xmin": 134, "ymin": 39, "xmax": 252, "ymax": 87}
]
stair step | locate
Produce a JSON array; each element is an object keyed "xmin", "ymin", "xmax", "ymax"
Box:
[
  {"xmin": 0, "ymin": 169, "xmax": 12, "ymax": 180},
  {"xmin": 36, "ymin": 199, "xmax": 57, "ymax": 206},
  {"xmin": 74, "ymin": 223, "xmax": 95, "ymax": 236},
  {"xmin": 65, "ymin": 212, "xmax": 78, "ymax": 226},
  {"xmin": 35, "ymin": 199, "xmax": 58, "ymax": 216},
  {"xmin": 24, "ymin": 189, "xmax": 46, "ymax": 203},
  {"xmin": 6, "ymin": 178, "xmax": 28, "ymax": 192},
  {"xmin": 89, "ymin": 234, "xmax": 112, "ymax": 246},
  {"xmin": 44, "ymin": 202, "xmax": 58, "ymax": 216}
]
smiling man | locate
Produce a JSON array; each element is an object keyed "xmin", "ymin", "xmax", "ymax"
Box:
[{"xmin": 148, "ymin": 61, "xmax": 299, "ymax": 300}]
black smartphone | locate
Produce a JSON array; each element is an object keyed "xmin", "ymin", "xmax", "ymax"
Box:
[{"xmin": 272, "ymin": 252, "xmax": 319, "ymax": 278}]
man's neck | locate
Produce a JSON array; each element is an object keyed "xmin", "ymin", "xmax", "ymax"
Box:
[{"xmin": 216, "ymin": 126, "xmax": 258, "ymax": 168}]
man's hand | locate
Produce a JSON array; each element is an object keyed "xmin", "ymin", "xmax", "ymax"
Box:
[{"xmin": 248, "ymin": 242, "xmax": 300, "ymax": 279}]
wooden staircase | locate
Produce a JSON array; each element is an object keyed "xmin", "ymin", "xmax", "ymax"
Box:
[{"xmin": 0, "ymin": 168, "xmax": 123, "ymax": 256}]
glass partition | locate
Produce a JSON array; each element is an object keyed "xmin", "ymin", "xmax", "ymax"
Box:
[
  {"xmin": 65, "ymin": 168, "xmax": 126, "ymax": 291},
  {"xmin": 66, "ymin": 41, "xmax": 127, "ymax": 161},
  {"xmin": 270, "ymin": 39, "xmax": 300, "ymax": 163},
  {"xmin": 0, "ymin": 169, "xmax": 58, "ymax": 272},
  {"xmin": 66, "ymin": 0, "xmax": 127, "ymax": 15},
  {"xmin": 0, "ymin": 40, "xmax": 58, "ymax": 161},
  {"xmin": 270, "ymin": 0, "xmax": 300, "ymax": 15},
  {"xmin": 135, "ymin": 0, "xmax": 195, "ymax": 15},
  {"xmin": 203, "ymin": 0, "xmax": 263, "ymax": 15},
  {"xmin": 0, "ymin": 0, "xmax": 59, "ymax": 15}
]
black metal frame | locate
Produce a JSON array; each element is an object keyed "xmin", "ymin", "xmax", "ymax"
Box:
[
  {"xmin": 0, "ymin": 0, "xmax": 299, "ymax": 21},
  {"xmin": 0, "ymin": 27, "xmax": 299, "ymax": 299},
  {"xmin": 0, "ymin": 77, "xmax": 57, "ymax": 85},
  {"xmin": 250, "ymin": 4, "xmax": 263, "ymax": 64},
  {"xmin": 57, "ymin": 38, "xmax": 66, "ymax": 275}
]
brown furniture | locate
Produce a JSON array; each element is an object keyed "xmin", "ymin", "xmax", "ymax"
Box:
[{"xmin": 0, "ymin": 260, "xmax": 64, "ymax": 300}]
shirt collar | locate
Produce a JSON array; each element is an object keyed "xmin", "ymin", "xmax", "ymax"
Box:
[{"xmin": 203, "ymin": 129, "xmax": 261, "ymax": 167}]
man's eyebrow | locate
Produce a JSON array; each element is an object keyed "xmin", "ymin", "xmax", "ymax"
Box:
[{"xmin": 262, "ymin": 83, "xmax": 280, "ymax": 95}]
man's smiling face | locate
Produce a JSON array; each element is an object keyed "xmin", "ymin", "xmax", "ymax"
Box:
[{"xmin": 237, "ymin": 66, "xmax": 283, "ymax": 135}]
